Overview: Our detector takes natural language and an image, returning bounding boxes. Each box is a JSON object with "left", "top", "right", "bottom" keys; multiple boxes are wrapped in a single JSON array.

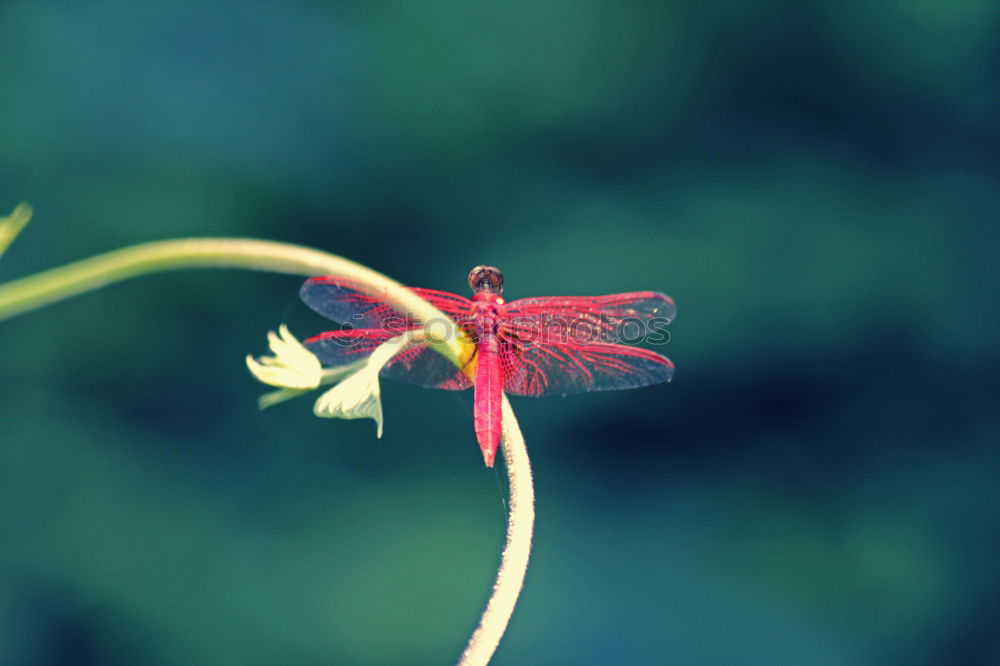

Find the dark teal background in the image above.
[{"left": 2, "top": 2, "right": 999, "bottom": 664}]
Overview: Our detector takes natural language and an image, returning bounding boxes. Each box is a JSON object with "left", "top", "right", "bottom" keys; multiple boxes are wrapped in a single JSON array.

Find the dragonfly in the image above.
[{"left": 300, "top": 266, "right": 675, "bottom": 467}]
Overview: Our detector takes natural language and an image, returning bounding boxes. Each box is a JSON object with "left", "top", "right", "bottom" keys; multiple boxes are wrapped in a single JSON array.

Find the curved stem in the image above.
[
  {"left": 0, "top": 238, "right": 464, "bottom": 361},
  {"left": 458, "top": 396, "right": 534, "bottom": 666},
  {"left": 0, "top": 235, "right": 534, "bottom": 664}
]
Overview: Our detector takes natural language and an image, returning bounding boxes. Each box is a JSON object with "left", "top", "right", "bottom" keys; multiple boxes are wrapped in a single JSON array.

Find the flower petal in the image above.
[
  {"left": 246, "top": 325, "right": 321, "bottom": 389},
  {"left": 309, "top": 333, "right": 413, "bottom": 438},
  {"left": 314, "top": 371, "right": 384, "bottom": 437}
]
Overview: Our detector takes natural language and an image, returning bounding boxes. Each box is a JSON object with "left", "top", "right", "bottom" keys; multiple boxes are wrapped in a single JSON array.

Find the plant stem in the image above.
[
  {"left": 0, "top": 238, "right": 463, "bottom": 362},
  {"left": 458, "top": 395, "right": 534, "bottom": 666},
  {"left": 0, "top": 236, "right": 533, "bottom": 664}
]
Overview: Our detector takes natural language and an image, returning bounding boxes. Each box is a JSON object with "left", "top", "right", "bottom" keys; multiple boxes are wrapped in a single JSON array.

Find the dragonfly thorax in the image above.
[
  {"left": 472, "top": 291, "right": 504, "bottom": 304},
  {"left": 467, "top": 299, "right": 503, "bottom": 339}
]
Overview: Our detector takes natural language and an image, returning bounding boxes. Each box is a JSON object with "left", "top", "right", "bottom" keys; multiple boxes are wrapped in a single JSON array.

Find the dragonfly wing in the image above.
[
  {"left": 304, "top": 329, "right": 396, "bottom": 365},
  {"left": 301, "top": 277, "right": 472, "bottom": 329},
  {"left": 305, "top": 330, "right": 472, "bottom": 390},
  {"left": 502, "top": 292, "right": 675, "bottom": 345},
  {"left": 500, "top": 338, "right": 674, "bottom": 397},
  {"left": 382, "top": 344, "right": 473, "bottom": 390}
]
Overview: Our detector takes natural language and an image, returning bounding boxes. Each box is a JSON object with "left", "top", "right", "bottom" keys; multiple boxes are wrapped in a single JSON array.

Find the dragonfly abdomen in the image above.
[{"left": 473, "top": 334, "right": 502, "bottom": 467}]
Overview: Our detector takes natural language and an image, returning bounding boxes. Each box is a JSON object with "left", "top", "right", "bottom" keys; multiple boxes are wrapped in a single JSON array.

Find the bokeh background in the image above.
[{"left": 2, "top": 2, "right": 998, "bottom": 664}]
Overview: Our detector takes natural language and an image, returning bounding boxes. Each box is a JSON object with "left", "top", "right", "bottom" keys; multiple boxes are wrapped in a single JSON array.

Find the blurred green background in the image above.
[{"left": 2, "top": 2, "right": 998, "bottom": 664}]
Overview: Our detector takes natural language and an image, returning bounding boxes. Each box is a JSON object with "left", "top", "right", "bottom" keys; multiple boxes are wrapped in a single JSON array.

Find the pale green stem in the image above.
[
  {"left": 0, "top": 236, "right": 532, "bottom": 665},
  {"left": 0, "top": 239, "right": 461, "bottom": 362},
  {"left": 458, "top": 395, "right": 534, "bottom": 666}
]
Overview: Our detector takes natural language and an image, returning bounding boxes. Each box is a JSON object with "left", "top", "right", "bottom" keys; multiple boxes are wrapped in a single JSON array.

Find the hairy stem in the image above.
[
  {"left": 0, "top": 235, "right": 533, "bottom": 664},
  {"left": 458, "top": 395, "right": 534, "bottom": 666}
]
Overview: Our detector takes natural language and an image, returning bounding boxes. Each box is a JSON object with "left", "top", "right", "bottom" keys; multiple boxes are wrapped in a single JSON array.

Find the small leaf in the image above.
[
  {"left": 0, "top": 202, "right": 33, "bottom": 258},
  {"left": 257, "top": 386, "right": 312, "bottom": 410}
]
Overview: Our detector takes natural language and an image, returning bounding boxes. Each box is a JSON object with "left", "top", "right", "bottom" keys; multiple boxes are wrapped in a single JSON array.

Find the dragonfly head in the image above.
[{"left": 468, "top": 265, "right": 504, "bottom": 295}]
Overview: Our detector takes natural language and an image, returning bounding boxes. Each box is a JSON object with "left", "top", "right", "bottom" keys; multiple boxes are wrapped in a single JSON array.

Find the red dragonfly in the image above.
[{"left": 301, "top": 266, "right": 675, "bottom": 467}]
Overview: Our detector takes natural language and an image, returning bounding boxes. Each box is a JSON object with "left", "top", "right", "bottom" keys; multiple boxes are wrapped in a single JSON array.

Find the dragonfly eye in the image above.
[{"left": 468, "top": 265, "right": 504, "bottom": 293}]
